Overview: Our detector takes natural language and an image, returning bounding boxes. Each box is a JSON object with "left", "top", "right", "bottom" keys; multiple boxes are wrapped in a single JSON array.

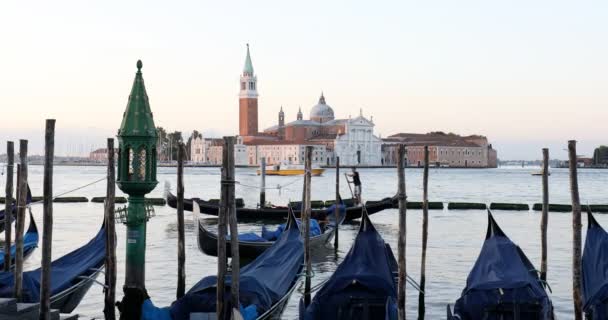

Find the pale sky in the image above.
[{"left": 1, "top": 0, "right": 606, "bottom": 159}]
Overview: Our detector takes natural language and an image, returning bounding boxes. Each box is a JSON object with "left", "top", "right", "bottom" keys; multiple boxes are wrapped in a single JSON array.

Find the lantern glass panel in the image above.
[{"left": 138, "top": 147, "right": 147, "bottom": 181}]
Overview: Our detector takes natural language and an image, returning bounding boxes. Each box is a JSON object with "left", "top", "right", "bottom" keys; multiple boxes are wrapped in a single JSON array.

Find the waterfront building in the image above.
[
  {"left": 243, "top": 142, "right": 327, "bottom": 166},
  {"left": 190, "top": 135, "right": 247, "bottom": 165},
  {"left": 382, "top": 132, "right": 498, "bottom": 168},
  {"left": 88, "top": 148, "right": 116, "bottom": 162}
]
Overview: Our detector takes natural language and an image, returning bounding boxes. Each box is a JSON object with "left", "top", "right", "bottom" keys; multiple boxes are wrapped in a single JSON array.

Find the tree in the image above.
[{"left": 168, "top": 131, "right": 183, "bottom": 161}]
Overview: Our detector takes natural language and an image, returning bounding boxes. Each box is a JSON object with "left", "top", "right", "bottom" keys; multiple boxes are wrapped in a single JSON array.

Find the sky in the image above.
[{"left": 0, "top": 0, "right": 606, "bottom": 160}]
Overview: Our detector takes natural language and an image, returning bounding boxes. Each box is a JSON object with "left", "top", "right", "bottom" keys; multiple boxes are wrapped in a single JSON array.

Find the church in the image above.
[{"left": 238, "top": 45, "right": 382, "bottom": 166}]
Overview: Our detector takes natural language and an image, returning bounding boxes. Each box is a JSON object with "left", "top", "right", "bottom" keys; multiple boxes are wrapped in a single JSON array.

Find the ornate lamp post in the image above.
[{"left": 116, "top": 60, "right": 158, "bottom": 318}]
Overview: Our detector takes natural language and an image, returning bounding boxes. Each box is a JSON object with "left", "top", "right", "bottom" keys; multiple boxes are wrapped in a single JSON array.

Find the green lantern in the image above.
[{"left": 116, "top": 60, "right": 158, "bottom": 311}]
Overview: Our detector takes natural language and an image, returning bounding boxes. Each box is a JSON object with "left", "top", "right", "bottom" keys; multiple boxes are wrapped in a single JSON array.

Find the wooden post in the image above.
[
  {"left": 568, "top": 140, "right": 583, "bottom": 320},
  {"left": 176, "top": 143, "right": 186, "bottom": 299},
  {"left": 14, "top": 140, "right": 27, "bottom": 300},
  {"left": 334, "top": 157, "right": 340, "bottom": 249},
  {"left": 226, "top": 137, "right": 240, "bottom": 315},
  {"left": 260, "top": 157, "right": 266, "bottom": 208},
  {"left": 39, "top": 120, "right": 55, "bottom": 320},
  {"left": 3, "top": 141, "right": 14, "bottom": 272},
  {"left": 217, "top": 137, "right": 236, "bottom": 319},
  {"left": 303, "top": 146, "right": 313, "bottom": 306},
  {"left": 397, "top": 144, "right": 407, "bottom": 320},
  {"left": 104, "top": 138, "right": 117, "bottom": 320},
  {"left": 540, "top": 148, "right": 549, "bottom": 283},
  {"left": 418, "top": 145, "right": 429, "bottom": 320}
]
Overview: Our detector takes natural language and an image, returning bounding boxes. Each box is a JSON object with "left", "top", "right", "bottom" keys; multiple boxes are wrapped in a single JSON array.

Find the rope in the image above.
[{"left": 28, "top": 176, "right": 107, "bottom": 206}]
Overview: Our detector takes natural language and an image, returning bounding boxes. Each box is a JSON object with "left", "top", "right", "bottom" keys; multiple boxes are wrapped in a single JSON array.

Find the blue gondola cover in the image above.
[
  {"left": 450, "top": 212, "right": 553, "bottom": 319},
  {"left": 0, "top": 214, "right": 38, "bottom": 269},
  {"left": 583, "top": 212, "right": 608, "bottom": 318},
  {"left": 0, "top": 225, "right": 105, "bottom": 303},
  {"left": 300, "top": 212, "right": 397, "bottom": 320}
]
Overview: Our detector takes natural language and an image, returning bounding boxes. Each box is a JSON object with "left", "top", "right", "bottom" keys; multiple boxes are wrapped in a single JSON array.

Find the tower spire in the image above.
[{"left": 243, "top": 43, "right": 254, "bottom": 76}]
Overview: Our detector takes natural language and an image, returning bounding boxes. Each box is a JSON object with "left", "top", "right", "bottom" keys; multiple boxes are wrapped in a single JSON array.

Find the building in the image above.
[
  {"left": 89, "top": 148, "right": 117, "bottom": 162},
  {"left": 190, "top": 136, "right": 248, "bottom": 165},
  {"left": 382, "top": 132, "right": 498, "bottom": 168},
  {"left": 235, "top": 45, "right": 382, "bottom": 166},
  {"left": 244, "top": 142, "right": 327, "bottom": 166}
]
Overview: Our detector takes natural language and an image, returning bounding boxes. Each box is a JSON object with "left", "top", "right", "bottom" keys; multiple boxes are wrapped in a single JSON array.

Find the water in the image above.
[{"left": 6, "top": 166, "right": 608, "bottom": 318}]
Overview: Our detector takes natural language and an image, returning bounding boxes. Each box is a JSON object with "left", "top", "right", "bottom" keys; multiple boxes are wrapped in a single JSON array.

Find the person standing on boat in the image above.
[{"left": 348, "top": 167, "right": 362, "bottom": 205}]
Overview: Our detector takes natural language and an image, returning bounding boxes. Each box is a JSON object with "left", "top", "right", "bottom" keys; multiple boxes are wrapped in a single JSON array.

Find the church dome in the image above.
[{"left": 310, "top": 93, "right": 335, "bottom": 123}]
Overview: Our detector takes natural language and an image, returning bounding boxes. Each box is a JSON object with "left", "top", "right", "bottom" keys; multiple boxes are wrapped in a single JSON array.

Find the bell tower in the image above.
[
  {"left": 239, "top": 44, "right": 258, "bottom": 136},
  {"left": 278, "top": 106, "right": 285, "bottom": 139}
]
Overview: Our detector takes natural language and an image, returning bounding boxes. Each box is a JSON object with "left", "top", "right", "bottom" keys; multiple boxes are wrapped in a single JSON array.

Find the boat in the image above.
[
  {"left": 582, "top": 211, "right": 608, "bottom": 317},
  {"left": 196, "top": 204, "right": 344, "bottom": 260},
  {"left": 0, "top": 186, "right": 32, "bottom": 233},
  {"left": 256, "top": 163, "right": 325, "bottom": 176},
  {"left": 166, "top": 190, "right": 396, "bottom": 222},
  {"left": 142, "top": 202, "right": 304, "bottom": 320},
  {"left": 0, "top": 211, "right": 38, "bottom": 270},
  {"left": 531, "top": 170, "right": 551, "bottom": 176},
  {"left": 0, "top": 220, "right": 106, "bottom": 313},
  {"left": 447, "top": 211, "right": 554, "bottom": 319},
  {"left": 299, "top": 207, "right": 398, "bottom": 320}
]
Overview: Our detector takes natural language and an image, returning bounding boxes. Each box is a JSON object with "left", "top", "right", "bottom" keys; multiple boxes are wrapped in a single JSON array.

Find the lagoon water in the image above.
[{"left": 6, "top": 165, "right": 608, "bottom": 318}]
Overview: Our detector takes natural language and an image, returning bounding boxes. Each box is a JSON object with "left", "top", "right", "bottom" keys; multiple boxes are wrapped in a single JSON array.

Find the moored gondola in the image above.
[
  {"left": 0, "top": 185, "right": 32, "bottom": 233},
  {"left": 0, "top": 220, "right": 106, "bottom": 313},
  {"left": 299, "top": 206, "right": 399, "bottom": 320},
  {"left": 0, "top": 210, "right": 38, "bottom": 270},
  {"left": 197, "top": 205, "right": 343, "bottom": 260},
  {"left": 447, "top": 210, "right": 554, "bottom": 319},
  {"left": 582, "top": 211, "right": 608, "bottom": 318},
  {"left": 166, "top": 190, "right": 395, "bottom": 222},
  {"left": 142, "top": 202, "right": 304, "bottom": 320}
]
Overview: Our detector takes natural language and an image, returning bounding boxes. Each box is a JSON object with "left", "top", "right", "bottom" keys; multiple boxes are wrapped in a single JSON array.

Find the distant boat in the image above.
[
  {"left": 256, "top": 163, "right": 325, "bottom": 176},
  {"left": 531, "top": 170, "right": 551, "bottom": 176}
]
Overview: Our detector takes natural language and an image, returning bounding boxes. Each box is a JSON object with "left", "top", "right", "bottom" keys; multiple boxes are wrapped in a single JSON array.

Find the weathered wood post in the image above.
[
  {"left": 260, "top": 157, "right": 266, "bottom": 208},
  {"left": 14, "top": 140, "right": 28, "bottom": 300},
  {"left": 217, "top": 136, "right": 236, "bottom": 319},
  {"left": 540, "top": 148, "right": 549, "bottom": 283},
  {"left": 418, "top": 145, "right": 429, "bottom": 320},
  {"left": 176, "top": 143, "right": 186, "bottom": 299},
  {"left": 104, "top": 138, "right": 117, "bottom": 320},
  {"left": 568, "top": 140, "right": 583, "bottom": 320},
  {"left": 397, "top": 144, "right": 407, "bottom": 320},
  {"left": 226, "top": 137, "right": 240, "bottom": 316},
  {"left": 334, "top": 156, "right": 340, "bottom": 249},
  {"left": 39, "top": 119, "right": 55, "bottom": 320},
  {"left": 3, "top": 141, "right": 14, "bottom": 272},
  {"left": 303, "top": 146, "right": 313, "bottom": 306}
]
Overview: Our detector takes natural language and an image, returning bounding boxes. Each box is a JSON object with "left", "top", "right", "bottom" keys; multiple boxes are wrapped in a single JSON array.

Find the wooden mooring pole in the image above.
[
  {"left": 176, "top": 143, "right": 186, "bottom": 299},
  {"left": 104, "top": 138, "right": 117, "bottom": 320},
  {"left": 260, "top": 157, "right": 266, "bottom": 208},
  {"left": 39, "top": 119, "right": 55, "bottom": 320},
  {"left": 226, "top": 137, "right": 240, "bottom": 317},
  {"left": 303, "top": 146, "right": 313, "bottom": 307},
  {"left": 418, "top": 145, "right": 429, "bottom": 320},
  {"left": 14, "top": 140, "right": 28, "bottom": 301},
  {"left": 334, "top": 156, "right": 340, "bottom": 250},
  {"left": 568, "top": 140, "right": 583, "bottom": 320},
  {"left": 397, "top": 144, "right": 407, "bottom": 320},
  {"left": 540, "top": 148, "right": 549, "bottom": 283},
  {"left": 3, "top": 141, "right": 14, "bottom": 272}
]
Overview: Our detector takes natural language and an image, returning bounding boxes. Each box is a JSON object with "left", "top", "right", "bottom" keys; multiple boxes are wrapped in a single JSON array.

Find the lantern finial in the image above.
[{"left": 137, "top": 60, "right": 142, "bottom": 72}]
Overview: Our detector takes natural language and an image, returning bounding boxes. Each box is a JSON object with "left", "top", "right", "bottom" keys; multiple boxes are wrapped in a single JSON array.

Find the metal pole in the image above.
[
  {"left": 397, "top": 144, "right": 407, "bottom": 320},
  {"left": 540, "top": 148, "right": 549, "bottom": 283},
  {"left": 568, "top": 140, "right": 583, "bottom": 320},
  {"left": 260, "top": 157, "right": 266, "bottom": 207},
  {"left": 3, "top": 141, "right": 14, "bottom": 272},
  {"left": 334, "top": 157, "right": 340, "bottom": 249},
  {"left": 418, "top": 145, "right": 429, "bottom": 320},
  {"left": 177, "top": 143, "right": 186, "bottom": 299},
  {"left": 104, "top": 138, "right": 117, "bottom": 320},
  {"left": 303, "top": 146, "right": 313, "bottom": 306},
  {"left": 14, "top": 140, "right": 28, "bottom": 300},
  {"left": 39, "top": 120, "right": 55, "bottom": 320}
]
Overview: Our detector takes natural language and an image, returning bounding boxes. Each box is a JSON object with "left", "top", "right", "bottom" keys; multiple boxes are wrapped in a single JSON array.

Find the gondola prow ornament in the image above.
[{"left": 115, "top": 60, "right": 158, "bottom": 320}]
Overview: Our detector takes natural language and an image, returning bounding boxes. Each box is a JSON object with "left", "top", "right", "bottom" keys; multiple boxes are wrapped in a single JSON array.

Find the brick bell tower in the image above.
[{"left": 239, "top": 44, "right": 258, "bottom": 136}]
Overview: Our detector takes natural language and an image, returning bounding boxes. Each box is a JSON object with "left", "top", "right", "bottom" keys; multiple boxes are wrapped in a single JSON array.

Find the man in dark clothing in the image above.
[{"left": 347, "top": 167, "right": 362, "bottom": 205}]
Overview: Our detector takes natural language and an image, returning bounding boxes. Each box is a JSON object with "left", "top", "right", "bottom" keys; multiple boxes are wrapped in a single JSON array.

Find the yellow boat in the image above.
[{"left": 256, "top": 164, "right": 325, "bottom": 176}]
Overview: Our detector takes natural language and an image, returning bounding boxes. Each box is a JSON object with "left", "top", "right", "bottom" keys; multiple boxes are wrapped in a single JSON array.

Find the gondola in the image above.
[
  {"left": 0, "top": 220, "right": 106, "bottom": 313},
  {"left": 299, "top": 206, "right": 399, "bottom": 320},
  {"left": 582, "top": 211, "right": 608, "bottom": 318},
  {"left": 166, "top": 190, "right": 396, "bottom": 222},
  {"left": 0, "top": 210, "right": 39, "bottom": 270},
  {"left": 197, "top": 204, "right": 344, "bottom": 260},
  {"left": 142, "top": 202, "right": 304, "bottom": 320},
  {"left": 447, "top": 211, "right": 554, "bottom": 319},
  {"left": 0, "top": 186, "right": 32, "bottom": 233}
]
